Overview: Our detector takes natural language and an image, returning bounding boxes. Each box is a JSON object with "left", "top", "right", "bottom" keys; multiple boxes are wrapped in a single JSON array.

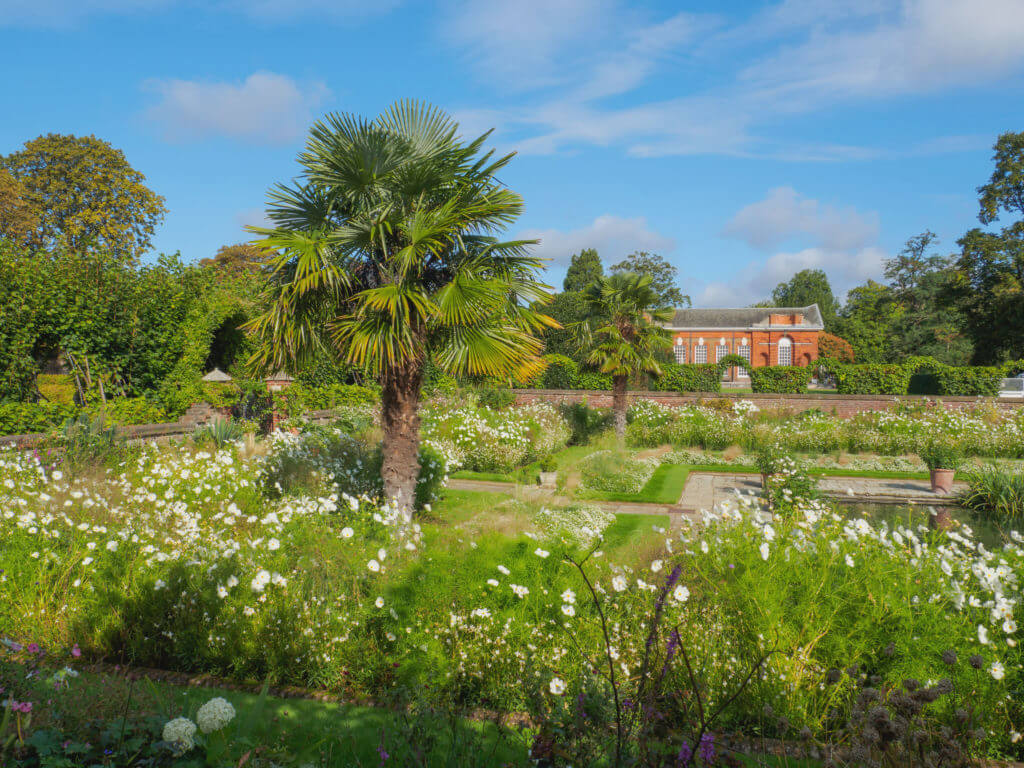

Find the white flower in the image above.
[
  {"left": 759, "top": 542, "right": 770, "bottom": 561},
  {"left": 561, "top": 589, "right": 575, "bottom": 604},
  {"left": 978, "top": 624, "right": 989, "bottom": 645},
  {"left": 672, "top": 585, "right": 690, "bottom": 603},
  {"left": 510, "top": 584, "right": 529, "bottom": 598},
  {"left": 226, "top": 576, "right": 239, "bottom": 588},
  {"left": 367, "top": 559, "right": 381, "bottom": 572},
  {"left": 650, "top": 560, "right": 662, "bottom": 573},
  {"left": 251, "top": 570, "right": 270, "bottom": 592},
  {"left": 162, "top": 717, "right": 197, "bottom": 754},
  {"left": 561, "top": 604, "right": 575, "bottom": 617},
  {"left": 612, "top": 575, "right": 627, "bottom": 592},
  {"left": 1011, "top": 730, "right": 1022, "bottom": 744},
  {"left": 1003, "top": 618, "right": 1017, "bottom": 634},
  {"left": 105, "top": 541, "right": 118, "bottom": 552},
  {"left": 990, "top": 661, "right": 1005, "bottom": 680},
  {"left": 486, "top": 578, "right": 499, "bottom": 587},
  {"left": 154, "top": 579, "right": 166, "bottom": 590},
  {"left": 377, "top": 548, "right": 387, "bottom": 561},
  {"left": 196, "top": 697, "right": 235, "bottom": 734},
  {"left": 217, "top": 586, "right": 228, "bottom": 599},
  {"left": 497, "top": 565, "right": 510, "bottom": 575},
  {"left": 341, "top": 527, "right": 354, "bottom": 539},
  {"left": 534, "top": 548, "right": 550, "bottom": 559},
  {"left": 549, "top": 677, "right": 566, "bottom": 695},
  {"left": 844, "top": 554, "right": 855, "bottom": 568},
  {"left": 375, "top": 596, "right": 385, "bottom": 608},
  {"left": 267, "top": 538, "right": 280, "bottom": 551}
]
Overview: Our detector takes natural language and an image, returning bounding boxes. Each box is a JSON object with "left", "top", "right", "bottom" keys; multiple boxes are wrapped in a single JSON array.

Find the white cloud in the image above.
[
  {"left": 144, "top": 71, "right": 329, "bottom": 144},
  {"left": 517, "top": 215, "right": 675, "bottom": 267},
  {"left": 722, "top": 187, "right": 880, "bottom": 252},
  {"left": 694, "top": 246, "right": 888, "bottom": 307}
]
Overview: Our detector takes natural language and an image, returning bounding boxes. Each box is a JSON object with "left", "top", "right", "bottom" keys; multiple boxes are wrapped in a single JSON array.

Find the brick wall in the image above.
[{"left": 513, "top": 389, "right": 1024, "bottom": 417}]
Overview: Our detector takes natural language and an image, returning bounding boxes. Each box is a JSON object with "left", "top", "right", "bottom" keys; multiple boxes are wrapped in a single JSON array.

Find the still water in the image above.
[{"left": 842, "top": 502, "right": 1009, "bottom": 549}]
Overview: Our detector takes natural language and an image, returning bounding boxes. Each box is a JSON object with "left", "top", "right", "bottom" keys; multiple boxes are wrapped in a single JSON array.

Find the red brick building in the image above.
[{"left": 662, "top": 304, "right": 824, "bottom": 382}]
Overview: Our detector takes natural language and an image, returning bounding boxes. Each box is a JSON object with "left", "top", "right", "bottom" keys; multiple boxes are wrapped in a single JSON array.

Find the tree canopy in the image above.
[
  {"left": 563, "top": 248, "right": 603, "bottom": 292},
  {"left": 769, "top": 268, "right": 839, "bottom": 326},
  {"left": 611, "top": 251, "right": 688, "bottom": 309},
  {"left": 0, "top": 134, "right": 166, "bottom": 262}
]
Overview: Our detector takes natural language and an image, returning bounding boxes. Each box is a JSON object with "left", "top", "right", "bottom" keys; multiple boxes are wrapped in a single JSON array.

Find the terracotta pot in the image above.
[
  {"left": 930, "top": 468, "right": 955, "bottom": 494},
  {"left": 928, "top": 508, "right": 954, "bottom": 530}
]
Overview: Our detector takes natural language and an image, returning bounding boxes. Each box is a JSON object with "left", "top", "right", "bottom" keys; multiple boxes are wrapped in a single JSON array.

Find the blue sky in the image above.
[{"left": 3, "top": 0, "right": 1023, "bottom": 305}]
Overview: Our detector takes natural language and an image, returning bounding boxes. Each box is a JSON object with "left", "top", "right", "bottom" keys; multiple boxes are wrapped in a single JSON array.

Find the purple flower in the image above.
[
  {"left": 71, "top": 644, "right": 81, "bottom": 658},
  {"left": 26, "top": 642, "right": 41, "bottom": 654},
  {"left": 676, "top": 740, "right": 692, "bottom": 766},
  {"left": 699, "top": 733, "right": 715, "bottom": 763}
]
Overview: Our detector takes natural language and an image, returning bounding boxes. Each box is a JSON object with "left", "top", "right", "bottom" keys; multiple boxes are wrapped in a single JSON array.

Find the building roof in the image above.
[
  {"left": 266, "top": 370, "right": 294, "bottom": 382},
  {"left": 664, "top": 304, "right": 824, "bottom": 330},
  {"left": 200, "top": 367, "right": 233, "bottom": 382}
]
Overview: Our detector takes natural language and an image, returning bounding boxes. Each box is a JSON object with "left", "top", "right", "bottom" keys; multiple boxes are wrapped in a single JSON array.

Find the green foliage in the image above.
[
  {"left": 562, "top": 248, "right": 603, "bottom": 292},
  {"left": 818, "top": 332, "right": 855, "bottom": 363},
  {"left": 960, "top": 464, "right": 1024, "bottom": 523},
  {"left": 278, "top": 383, "right": 380, "bottom": 416},
  {"left": 475, "top": 386, "right": 515, "bottom": 410},
  {"left": 1004, "top": 359, "right": 1024, "bottom": 377},
  {"left": 650, "top": 363, "right": 722, "bottom": 393},
  {"left": 0, "top": 133, "right": 166, "bottom": 261},
  {"left": 832, "top": 280, "right": 900, "bottom": 364},
  {"left": 49, "top": 413, "right": 125, "bottom": 472},
  {"left": 834, "top": 364, "right": 913, "bottom": 395},
  {"left": 541, "top": 354, "right": 579, "bottom": 389},
  {"left": 577, "top": 450, "right": 657, "bottom": 494},
  {"left": 0, "top": 400, "right": 77, "bottom": 435},
  {"left": 769, "top": 268, "right": 839, "bottom": 326},
  {"left": 194, "top": 417, "right": 245, "bottom": 448},
  {"left": 609, "top": 251, "right": 689, "bottom": 308},
  {"left": 749, "top": 365, "right": 813, "bottom": 394},
  {"left": 936, "top": 366, "right": 1004, "bottom": 396},
  {"left": 918, "top": 440, "right": 963, "bottom": 471},
  {"left": 558, "top": 401, "right": 612, "bottom": 445}
]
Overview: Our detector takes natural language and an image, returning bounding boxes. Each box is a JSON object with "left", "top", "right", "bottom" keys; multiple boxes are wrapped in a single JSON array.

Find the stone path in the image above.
[
  {"left": 448, "top": 470, "right": 965, "bottom": 525},
  {"left": 675, "top": 471, "right": 967, "bottom": 513}
]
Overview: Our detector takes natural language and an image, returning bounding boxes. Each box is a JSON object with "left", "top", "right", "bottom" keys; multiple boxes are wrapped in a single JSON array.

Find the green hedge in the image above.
[
  {"left": 651, "top": 363, "right": 722, "bottom": 393},
  {"left": 0, "top": 397, "right": 169, "bottom": 436},
  {"left": 749, "top": 366, "right": 813, "bottom": 394},
  {"left": 936, "top": 366, "right": 1003, "bottom": 396},
  {"left": 834, "top": 364, "right": 913, "bottom": 395},
  {"left": 541, "top": 354, "right": 579, "bottom": 389}
]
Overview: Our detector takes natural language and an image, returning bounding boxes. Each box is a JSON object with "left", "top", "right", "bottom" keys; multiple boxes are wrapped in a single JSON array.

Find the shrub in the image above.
[
  {"left": 960, "top": 464, "right": 1024, "bottom": 524},
  {"left": 748, "top": 366, "right": 812, "bottom": 394},
  {"left": 817, "top": 332, "right": 854, "bottom": 363},
  {"left": 35, "top": 373, "right": 76, "bottom": 404},
  {"left": 918, "top": 441, "right": 963, "bottom": 471},
  {"left": 936, "top": 366, "right": 1004, "bottom": 396},
  {"left": 102, "top": 396, "right": 170, "bottom": 426},
  {"left": 0, "top": 400, "right": 77, "bottom": 435},
  {"left": 834, "top": 364, "right": 912, "bottom": 395},
  {"left": 572, "top": 370, "right": 613, "bottom": 390},
  {"left": 1003, "top": 359, "right": 1024, "bottom": 377},
  {"left": 578, "top": 450, "right": 657, "bottom": 494},
  {"left": 475, "top": 386, "right": 515, "bottom": 410},
  {"left": 48, "top": 413, "right": 126, "bottom": 473},
  {"left": 559, "top": 401, "right": 611, "bottom": 445},
  {"left": 193, "top": 417, "right": 245, "bottom": 448},
  {"left": 651, "top": 363, "right": 722, "bottom": 393},
  {"left": 541, "top": 354, "right": 578, "bottom": 389}
]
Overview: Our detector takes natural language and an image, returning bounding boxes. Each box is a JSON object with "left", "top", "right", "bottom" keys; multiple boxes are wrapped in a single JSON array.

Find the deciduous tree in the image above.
[{"left": 611, "top": 251, "right": 689, "bottom": 309}]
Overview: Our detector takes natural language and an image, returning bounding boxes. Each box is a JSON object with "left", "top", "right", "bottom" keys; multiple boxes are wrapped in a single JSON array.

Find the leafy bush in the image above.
[
  {"left": 937, "top": 366, "right": 1004, "bottom": 396},
  {"left": 748, "top": 365, "right": 812, "bottom": 394},
  {"left": 475, "top": 386, "right": 516, "bottom": 410},
  {"left": 541, "top": 354, "right": 579, "bottom": 389},
  {"left": 35, "top": 373, "right": 76, "bottom": 404},
  {"left": 1003, "top": 359, "right": 1024, "bottom": 377},
  {"left": 279, "top": 383, "right": 380, "bottom": 415},
  {"left": 817, "top": 332, "right": 855, "bottom": 362},
  {"left": 102, "top": 395, "right": 170, "bottom": 425},
  {"left": 572, "top": 370, "right": 613, "bottom": 390},
  {"left": 193, "top": 417, "right": 245, "bottom": 448},
  {"left": 960, "top": 464, "right": 1024, "bottom": 523},
  {"left": 651, "top": 363, "right": 722, "bottom": 393},
  {"left": 578, "top": 450, "right": 657, "bottom": 494},
  {"left": 918, "top": 440, "right": 963, "bottom": 470},
  {"left": 559, "top": 401, "right": 612, "bottom": 445},
  {"left": 834, "top": 364, "right": 913, "bottom": 395},
  {"left": 0, "top": 400, "right": 77, "bottom": 435}
]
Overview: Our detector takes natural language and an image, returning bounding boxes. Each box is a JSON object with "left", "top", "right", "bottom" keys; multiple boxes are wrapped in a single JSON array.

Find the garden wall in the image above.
[{"left": 512, "top": 388, "right": 1024, "bottom": 417}]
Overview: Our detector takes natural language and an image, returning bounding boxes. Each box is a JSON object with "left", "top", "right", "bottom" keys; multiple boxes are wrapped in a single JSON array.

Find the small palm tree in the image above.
[
  {"left": 577, "top": 272, "right": 673, "bottom": 443},
  {"left": 245, "top": 101, "right": 554, "bottom": 517}
]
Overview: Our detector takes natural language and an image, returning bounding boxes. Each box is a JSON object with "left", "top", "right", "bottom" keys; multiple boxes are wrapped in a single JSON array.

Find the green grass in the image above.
[
  {"left": 576, "top": 463, "right": 691, "bottom": 504},
  {"left": 40, "top": 670, "right": 528, "bottom": 767},
  {"left": 599, "top": 513, "right": 670, "bottom": 551}
]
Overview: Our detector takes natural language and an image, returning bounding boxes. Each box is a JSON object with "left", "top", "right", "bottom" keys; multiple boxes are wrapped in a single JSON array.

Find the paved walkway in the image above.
[
  {"left": 448, "top": 470, "right": 965, "bottom": 524},
  {"left": 676, "top": 471, "right": 966, "bottom": 513}
]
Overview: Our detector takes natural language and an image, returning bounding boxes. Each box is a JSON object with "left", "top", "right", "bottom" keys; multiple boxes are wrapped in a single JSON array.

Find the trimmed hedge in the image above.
[
  {"left": 651, "top": 363, "right": 722, "bottom": 393},
  {"left": 541, "top": 354, "right": 579, "bottom": 389},
  {"left": 936, "top": 366, "right": 1003, "bottom": 396},
  {"left": 0, "top": 397, "right": 169, "bottom": 436},
  {"left": 834, "top": 364, "right": 913, "bottom": 395},
  {"left": 749, "top": 366, "right": 813, "bottom": 394}
]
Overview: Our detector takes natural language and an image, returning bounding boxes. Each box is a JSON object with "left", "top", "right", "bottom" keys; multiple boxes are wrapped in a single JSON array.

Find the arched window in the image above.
[
  {"left": 715, "top": 342, "right": 729, "bottom": 363},
  {"left": 694, "top": 343, "right": 708, "bottom": 363},
  {"left": 738, "top": 343, "right": 751, "bottom": 377},
  {"left": 777, "top": 336, "right": 792, "bottom": 366}
]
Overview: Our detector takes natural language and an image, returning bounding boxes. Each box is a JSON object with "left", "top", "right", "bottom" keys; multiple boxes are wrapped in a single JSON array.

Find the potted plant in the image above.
[
  {"left": 538, "top": 455, "right": 558, "bottom": 489},
  {"left": 919, "top": 441, "right": 962, "bottom": 494}
]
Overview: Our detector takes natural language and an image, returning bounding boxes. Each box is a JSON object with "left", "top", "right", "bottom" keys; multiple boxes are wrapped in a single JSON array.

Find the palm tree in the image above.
[
  {"left": 577, "top": 272, "right": 673, "bottom": 443},
  {"left": 245, "top": 101, "right": 554, "bottom": 517}
]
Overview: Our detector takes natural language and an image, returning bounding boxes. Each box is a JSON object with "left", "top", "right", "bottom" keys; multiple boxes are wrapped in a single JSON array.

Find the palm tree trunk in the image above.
[
  {"left": 612, "top": 374, "right": 628, "bottom": 446},
  {"left": 380, "top": 358, "right": 423, "bottom": 521}
]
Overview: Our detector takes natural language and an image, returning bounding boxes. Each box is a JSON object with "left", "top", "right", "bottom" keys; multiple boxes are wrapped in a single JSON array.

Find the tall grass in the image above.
[{"left": 960, "top": 464, "right": 1024, "bottom": 523}]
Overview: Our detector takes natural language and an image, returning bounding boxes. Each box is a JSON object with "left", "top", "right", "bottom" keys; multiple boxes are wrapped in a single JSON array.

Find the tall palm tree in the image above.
[
  {"left": 577, "top": 272, "right": 673, "bottom": 443},
  {"left": 245, "top": 101, "right": 554, "bottom": 517}
]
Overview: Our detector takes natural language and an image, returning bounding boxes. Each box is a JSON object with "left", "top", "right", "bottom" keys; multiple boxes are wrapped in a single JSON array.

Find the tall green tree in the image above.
[
  {"left": 0, "top": 169, "right": 40, "bottom": 247},
  {"left": 576, "top": 272, "right": 672, "bottom": 443},
  {"left": 832, "top": 281, "right": 899, "bottom": 364},
  {"left": 947, "top": 131, "right": 1024, "bottom": 363},
  {"left": 563, "top": 248, "right": 603, "bottom": 292},
  {"left": 611, "top": 251, "right": 689, "bottom": 309},
  {"left": 245, "top": 101, "right": 554, "bottom": 515},
  {"left": 0, "top": 134, "right": 166, "bottom": 262},
  {"left": 769, "top": 268, "right": 839, "bottom": 327}
]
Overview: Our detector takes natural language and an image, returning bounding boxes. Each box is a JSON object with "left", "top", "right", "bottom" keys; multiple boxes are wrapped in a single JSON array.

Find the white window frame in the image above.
[
  {"left": 715, "top": 344, "right": 729, "bottom": 363},
  {"left": 673, "top": 344, "right": 687, "bottom": 364},
  {"left": 694, "top": 344, "right": 707, "bottom": 364},
  {"left": 777, "top": 337, "right": 792, "bottom": 366},
  {"left": 737, "top": 345, "right": 751, "bottom": 377}
]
